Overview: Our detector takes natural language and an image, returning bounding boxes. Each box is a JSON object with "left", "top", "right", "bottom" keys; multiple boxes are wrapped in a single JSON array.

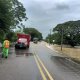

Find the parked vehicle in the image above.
[
  {"left": 33, "top": 38, "right": 38, "bottom": 44},
  {"left": 15, "top": 33, "right": 31, "bottom": 49}
]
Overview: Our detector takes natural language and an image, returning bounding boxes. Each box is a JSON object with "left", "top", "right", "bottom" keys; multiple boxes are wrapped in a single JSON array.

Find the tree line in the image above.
[
  {"left": 5, "top": 27, "right": 43, "bottom": 42},
  {"left": 0, "top": 0, "right": 43, "bottom": 42},
  {"left": 46, "top": 20, "right": 80, "bottom": 47},
  {"left": 0, "top": 0, "right": 27, "bottom": 42},
  {"left": 23, "top": 28, "right": 43, "bottom": 41}
]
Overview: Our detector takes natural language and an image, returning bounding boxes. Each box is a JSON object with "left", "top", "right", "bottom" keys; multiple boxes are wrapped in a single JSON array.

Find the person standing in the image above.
[{"left": 2, "top": 38, "right": 10, "bottom": 58}]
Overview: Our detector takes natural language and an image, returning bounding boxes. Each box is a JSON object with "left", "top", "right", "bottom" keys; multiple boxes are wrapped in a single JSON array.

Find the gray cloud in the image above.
[
  {"left": 19, "top": 0, "right": 80, "bottom": 38},
  {"left": 55, "top": 3, "right": 69, "bottom": 10},
  {"left": 27, "top": 3, "right": 47, "bottom": 19}
]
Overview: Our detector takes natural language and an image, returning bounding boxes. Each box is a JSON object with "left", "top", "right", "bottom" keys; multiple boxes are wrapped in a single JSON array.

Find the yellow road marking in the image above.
[
  {"left": 34, "top": 55, "right": 47, "bottom": 80},
  {"left": 36, "top": 54, "right": 54, "bottom": 80}
]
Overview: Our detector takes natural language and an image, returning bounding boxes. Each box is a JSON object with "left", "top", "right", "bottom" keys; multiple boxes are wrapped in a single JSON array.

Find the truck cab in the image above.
[{"left": 15, "top": 33, "right": 31, "bottom": 49}]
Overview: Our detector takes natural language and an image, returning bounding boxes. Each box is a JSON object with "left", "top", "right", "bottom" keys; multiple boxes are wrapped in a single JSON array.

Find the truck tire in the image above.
[
  {"left": 15, "top": 45, "right": 18, "bottom": 49},
  {"left": 27, "top": 45, "right": 29, "bottom": 48}
]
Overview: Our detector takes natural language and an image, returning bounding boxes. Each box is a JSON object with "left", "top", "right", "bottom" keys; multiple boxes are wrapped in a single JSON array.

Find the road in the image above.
[{"left": 0, "top": 42, "right": 80, "bottom": 80}]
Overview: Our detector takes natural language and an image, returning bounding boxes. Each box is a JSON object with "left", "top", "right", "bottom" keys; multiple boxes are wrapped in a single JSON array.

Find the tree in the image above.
[
  {"left": 6, "top": 30, "right": 17, "bottom": 42},
  {"left": 53, "top": 20, "right": 80, "bottom": 47},
  {"left": 12, "top": 0, "right": 28, "bottom": 27},
  {"left": 0, "top": 0, "right": 13, "bottom": 32},
  {"left": 23, "top": 28, "right": 43, "bottom": 41},
  {"left": 46, "top": 34, "right": 53, "bottom": 44},
  {"left": 0, "top": 0, "right": 27, "bottom": 41}
]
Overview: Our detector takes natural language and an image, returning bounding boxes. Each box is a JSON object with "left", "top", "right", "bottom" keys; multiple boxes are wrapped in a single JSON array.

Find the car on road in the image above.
[{"left": 33, "top": 38, "right": 38, "bottom": 44}]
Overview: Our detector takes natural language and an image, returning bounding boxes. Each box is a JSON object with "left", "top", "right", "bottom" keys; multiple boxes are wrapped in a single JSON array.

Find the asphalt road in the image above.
[{"left": 0, "top": 42, "right": 80, "bottom": 80}]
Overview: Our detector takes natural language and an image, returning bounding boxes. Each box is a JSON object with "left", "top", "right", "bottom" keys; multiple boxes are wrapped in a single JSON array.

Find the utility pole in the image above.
[
  {"left": 61, "top": 28, "right": 63, "bottom": 51},
  {"left": 49, "top": 29, "right": 51, "bottom": 45}
]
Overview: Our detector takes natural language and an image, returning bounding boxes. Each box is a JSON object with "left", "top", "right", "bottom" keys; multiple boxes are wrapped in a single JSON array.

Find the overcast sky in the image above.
[{"left": 19, "top": 0, "right": 80, "bottom": 38}]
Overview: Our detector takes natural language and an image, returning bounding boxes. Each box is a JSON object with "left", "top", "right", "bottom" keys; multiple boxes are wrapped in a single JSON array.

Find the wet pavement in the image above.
[
  {"left": 0, "top": 42, "right": 80, "bottom": 80},
  {"left": 0, "top": 47, "right": 42, "bottom": 80}
]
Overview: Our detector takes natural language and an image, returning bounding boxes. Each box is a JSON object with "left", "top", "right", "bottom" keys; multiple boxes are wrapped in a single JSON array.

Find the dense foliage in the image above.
[
  {"left": 46, "top": 20, "right": 80, "bottom": 47},
  {"left": 23, "top": 28, "right": 43, "bottom": 41},
  {"left": 0, "top": 0, "right": 27, "bottom": 42}
]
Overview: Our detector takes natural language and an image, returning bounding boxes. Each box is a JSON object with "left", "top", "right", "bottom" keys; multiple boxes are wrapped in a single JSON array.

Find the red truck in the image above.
[{"left": 15, "top": 33, "right": 31, "bottom": 49}]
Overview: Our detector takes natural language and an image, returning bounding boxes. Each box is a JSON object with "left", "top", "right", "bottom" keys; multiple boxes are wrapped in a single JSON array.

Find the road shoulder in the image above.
[{"left": 45, "top": 42, "right": 80, "bottom": 66}]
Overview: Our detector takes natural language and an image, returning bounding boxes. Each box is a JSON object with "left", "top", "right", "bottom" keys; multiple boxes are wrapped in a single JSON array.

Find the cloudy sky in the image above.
[{"left": 19, "top": 0, "right": 80, "bottom": 38}]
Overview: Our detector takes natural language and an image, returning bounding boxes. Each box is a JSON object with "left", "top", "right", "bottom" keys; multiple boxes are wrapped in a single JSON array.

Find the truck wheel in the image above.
[
  {"left": 27, "top": 45, "right": 29, "bottom": 48},
  {"left": 15, "top": 45, "right": 18, "bottom": 49}
]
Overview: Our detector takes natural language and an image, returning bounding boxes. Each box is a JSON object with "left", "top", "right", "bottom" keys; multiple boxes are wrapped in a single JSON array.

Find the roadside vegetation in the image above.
[
  {"left": 0, "top": 0, "right": 43, "bottom": 43},
  {"left": 53, "top": 45, "right": 80, "bottom": 61},
  {"left": 46, "top": 20, "right": 80, "bottom": 61},
  {"left": 0, "top": 0, "right": 27, "bottom": 42},
  {"left": 23, "top": 28, "right": 43, "bottom": 41},
  {"left": 46, "top": 20, "right": 80, "bottom": 47}
]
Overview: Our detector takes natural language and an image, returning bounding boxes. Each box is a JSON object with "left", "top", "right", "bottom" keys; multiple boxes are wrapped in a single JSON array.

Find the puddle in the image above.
[
  {"left": 51, "top": 56, "right": 80, "bottom": 72},
  {"left": 15, "top": 49, "right": 33, "bottom": 57}
]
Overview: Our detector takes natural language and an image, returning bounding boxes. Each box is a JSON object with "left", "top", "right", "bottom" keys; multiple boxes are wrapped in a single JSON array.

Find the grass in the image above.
[{"left": 53, "top": 45, "right": 80, "bottom": 61}]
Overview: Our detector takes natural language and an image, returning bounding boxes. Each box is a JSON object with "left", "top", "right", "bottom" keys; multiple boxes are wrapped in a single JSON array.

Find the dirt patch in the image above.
[{"left": 53, "top": 45, "right": 80, "bottom": 61}]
